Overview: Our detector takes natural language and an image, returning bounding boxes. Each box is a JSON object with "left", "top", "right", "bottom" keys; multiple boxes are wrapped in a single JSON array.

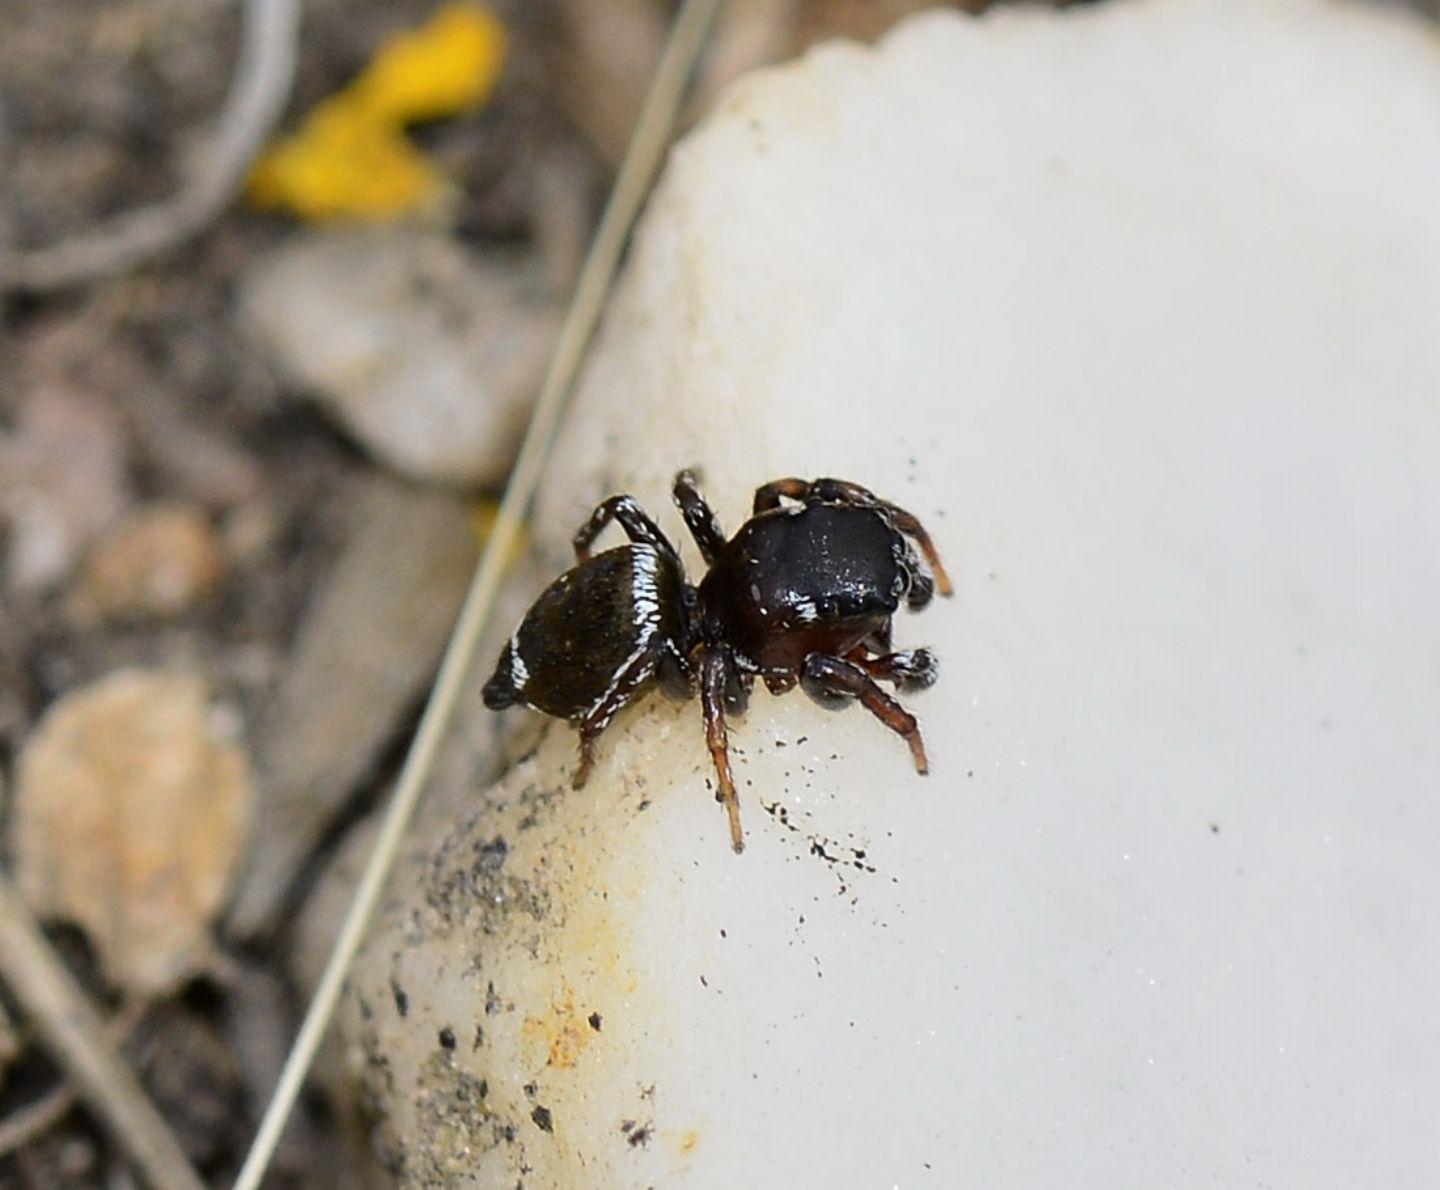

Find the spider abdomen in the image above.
[{"left": 483, "top": 544, "right": 688, "bottom": 721}]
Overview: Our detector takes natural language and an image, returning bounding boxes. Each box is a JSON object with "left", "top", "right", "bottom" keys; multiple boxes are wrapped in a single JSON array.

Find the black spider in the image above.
[{"left": 483, "top": 472, "right": 952, "bottom": 851}]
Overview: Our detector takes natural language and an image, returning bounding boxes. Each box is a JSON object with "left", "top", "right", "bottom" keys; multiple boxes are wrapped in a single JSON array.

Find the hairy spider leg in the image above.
[
  {"left": 895, "top": 534, "right": 936, "bottom": 609},
  {"left": 724, "top": 665, "right": 754, "bottom": 714},
  {"left": 752, "top": 477, "right": 954, "bottom": 598},
  {"left": 572, "top": 641, "right": 667, "bottom": 789},
  {"left": 799, "top": 653, "right": 930, "bottom": 775},
  {"left": 672, "top": 470, "right": 728, "bottom": 566},
  {"left": 700, "top": 646, "right": 745, "bottom": 852},
  {"left": 843, "top": 645, "right": 939, "bottom": 691},
  {"left": 763, "top": 671, "right": 799, "bottom": 696},
  {"left": 750, "top": 475, "right": 815, "bottom": 513},
  {"left": 572, "top": 494, "right": 681, "bottom": 563},
  {"left": 870, "top": 503, "right": 952, "bottom": 598}
]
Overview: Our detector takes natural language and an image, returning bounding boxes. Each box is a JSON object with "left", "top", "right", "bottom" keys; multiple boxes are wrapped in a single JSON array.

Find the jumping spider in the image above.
[{"left": 483, "top": 471, "right": 952, "bottom": 851}]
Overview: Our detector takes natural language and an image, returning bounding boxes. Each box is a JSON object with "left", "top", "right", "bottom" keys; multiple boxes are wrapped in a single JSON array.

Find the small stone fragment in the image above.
[
  {"left": 12, "top": 670, "right": 253, "bottom": 994},
  {"left": 0, "top": 388, "right": 128, "bottom": 593},
  {"left": 65, "top": 503, "right": 225, "bottom": 625},
  {"left": 239, "top": 227, "right": 561, "bottom": 487}
]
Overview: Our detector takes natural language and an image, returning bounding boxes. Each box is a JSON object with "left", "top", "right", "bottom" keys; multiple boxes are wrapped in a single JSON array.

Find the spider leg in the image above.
[
  {"left": 752, "top": 477, "right": 810, "bottom": 513},
  {"left": 655, "top": 640, "right": 696, "bottom": 700},
  {"left": 700, "top": 646, "right": 745, "bottom": 852},
  {"left": 573, "top": 731, "right": 598, "bottom": 790},
  {"left": 800, "top": 654, "right": 929, "bottom": 774},
  {"left": 726, "top": 667, "right": 755, "bottom": 714},
  {"left": 895, "top": 535, "right": 935, "bottom": 609},
  {"left": 570, "top": 643, "right": 662, "bottom": 789},
  {"left": 763, "top": 670, "right": 798, "bottom": 696},
  {"left": 843, "top": 646, "right": 939, "bottom": 692},
  {"left": 573, "top": 495, "right": 678, "bottom": 563},
  {"left": 877, "top": 506, "right": 952, "bottom": 598},
  {"left": 672, "top": 470, "right": 728, "bottom": 566}
]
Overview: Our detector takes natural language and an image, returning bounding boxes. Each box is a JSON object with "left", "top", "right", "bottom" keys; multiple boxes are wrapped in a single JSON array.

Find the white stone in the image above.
[{"left": 346, "top": 2, "right": 1440, "bottom": 1186}]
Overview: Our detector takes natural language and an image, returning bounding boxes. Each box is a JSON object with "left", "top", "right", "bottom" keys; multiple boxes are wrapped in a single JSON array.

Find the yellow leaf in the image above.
[
  {"left": 354, "top": 2, "right": 508, "bottom": 124},
  {"left": 249, "top": 96, "right": 449, "bottom": 221},
  {"left": 247, "top": 3, "right": 506, "bottom": 222}
]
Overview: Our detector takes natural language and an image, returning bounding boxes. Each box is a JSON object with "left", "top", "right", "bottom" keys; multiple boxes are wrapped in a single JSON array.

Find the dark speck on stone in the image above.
[
  {"left": 532, "top": 1105, "right": 554, "bottom": 1133},
  {"left": 478, "top": 836, "right": 509, "bottom": 868},
  {"left": 588, "top": 1012, "right": 603, "bottom": 1031},
  {"left": 438, "top": 1026, "right": 456, "bottom": 1050}
]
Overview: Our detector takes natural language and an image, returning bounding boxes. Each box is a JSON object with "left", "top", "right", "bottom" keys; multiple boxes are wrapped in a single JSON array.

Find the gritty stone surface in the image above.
[{"left": 346, "top": 2, "right": 1440, "bottom": 1186}]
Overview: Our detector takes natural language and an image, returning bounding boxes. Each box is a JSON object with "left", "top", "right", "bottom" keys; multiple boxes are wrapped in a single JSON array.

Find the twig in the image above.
[
  {"left": 0, "top": 1085, "right": 74, "bottom": 1160},
  {"left": 0, "top": 0, "right": 300, "bottom": 294},
  {"left": 0, "top": 875, "right": 203, "bottom": 1190},
  {"left": 0, "top": 1000, "right": 149, "bottom": 1159},
  {"left": 228, "top": 1, "right": 726, "bottom": 1187}
]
